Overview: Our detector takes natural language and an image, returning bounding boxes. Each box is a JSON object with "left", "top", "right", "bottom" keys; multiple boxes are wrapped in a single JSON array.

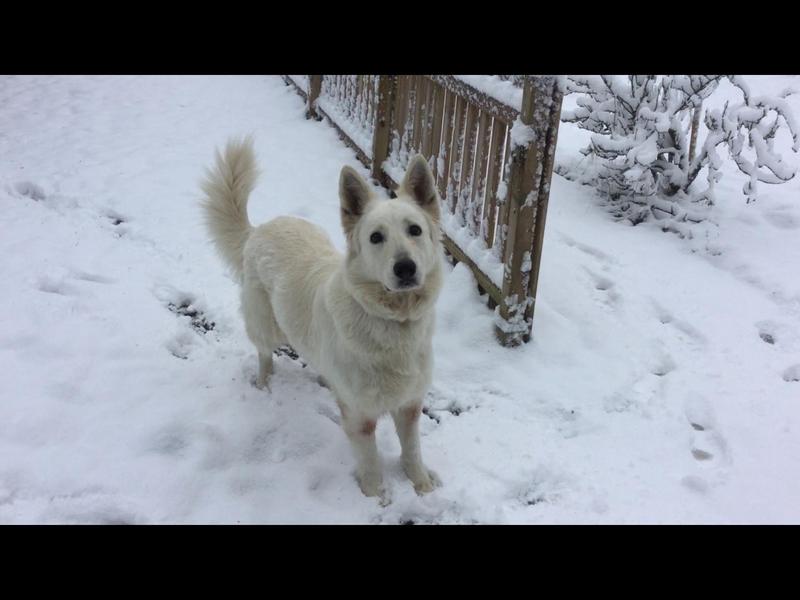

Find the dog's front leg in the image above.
[
  {"left": 338, "top": 400, "right": 389, "bottom": 504},
  {"left": 391, "top": 402, "right": 441, "bottom": 495}
]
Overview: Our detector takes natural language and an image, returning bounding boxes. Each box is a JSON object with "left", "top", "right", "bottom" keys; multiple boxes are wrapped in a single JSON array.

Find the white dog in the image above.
[{"left": 201, "top": 137, "right": 443, "bottom": 502}]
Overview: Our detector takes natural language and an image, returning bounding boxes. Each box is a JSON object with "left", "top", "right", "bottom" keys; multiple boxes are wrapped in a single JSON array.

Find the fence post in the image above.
[
  {"left": 306, "top": 75, "right": 322, "bottom": 120},
  {"left": 372, "top": 75, "right": 395, "bottom": 186},
  {"left": 495, "top": 76, "right": 563, "bottom": 347}
]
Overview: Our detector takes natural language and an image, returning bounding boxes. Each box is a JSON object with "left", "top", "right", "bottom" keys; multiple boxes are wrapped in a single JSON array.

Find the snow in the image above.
[
  {"left": 1, "top": 75, "right": 799, "bottom": 524},
  {"left": 440, "top": 210, "right": 504, "bottom": 288},
  {"left": 286, "top": 75, "right": 308, "bottom": 94},
  {"left": 509, "top": 117, "right": 537, "bottom": 149},
  {"left": 454, "top": 75, "right": 523, "bottom": 111}
]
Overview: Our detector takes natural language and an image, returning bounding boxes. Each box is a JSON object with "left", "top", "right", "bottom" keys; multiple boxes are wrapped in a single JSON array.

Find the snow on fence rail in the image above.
[{"left": 283, "top": 75, "right": 563, "bottom": 346}]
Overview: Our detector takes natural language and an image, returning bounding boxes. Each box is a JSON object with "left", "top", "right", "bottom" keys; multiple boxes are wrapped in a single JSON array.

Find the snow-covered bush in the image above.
[{"left": 556, "top": 75, "right": 800, "bottom": 225}]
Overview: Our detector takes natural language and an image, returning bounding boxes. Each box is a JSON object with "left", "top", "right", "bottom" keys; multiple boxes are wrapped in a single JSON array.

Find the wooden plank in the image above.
[
  {"left": 411, "top": 76, "right": 426, "bottom": 154},
  {"left": 495, "top": 76, "right": 562, "bottom": 346},
  {"left": 469, "top": 110, "right": 491, "bottom": 237},
  {"left": 372, "top": 75, "right": 394, "bottom": 185},
  {"left": 404, "top": 76, "right": 419, "bottom": 159},
  {"left": 441, "top": 234, "right": 502, "bottom": 306},
  {"left": 428, "top": 75, "right": 518, "bottom": 125},
  {"left": 456, "top": 102, "right": 478, "bottom": 227},
  {"left": 420, "top": 77, "right": 435, "bottom": 159},
  {"left": 344, "top": 75, "right": 355, "bottom": 120},
  {"left": 354, "top": 76, "right": 363, "bottom": 125},
  {"left": 525, "top": 79, "right": 564, "bottom": 342},
  {"left": 482, "top": 118, "right": 507, "bottom": 249},
  {"left": 495, "top": 126, "right": 513, "bottom": 260},
  {"left": 437, "top": 89, "right": 456, "bottom": 199},
  {"left": 428, "top": 83, "right": 446, "bottom": 181},
  {"left": 307, "top": 75, "right": 322, "bottom": 120},
  {"left": 373, "top": 75, "right": 380, "bottom": 127},
  {"left": 446, "top": 95, "right": 466, "bottom": 214},
  {"left": 394, "top": 76, "right": 410, "bottom": 162}
]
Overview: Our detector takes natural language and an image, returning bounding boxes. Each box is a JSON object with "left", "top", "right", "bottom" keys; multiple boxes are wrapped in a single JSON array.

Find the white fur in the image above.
[{"left": 201, "top": 138, "right": 444, "bottom": 501}]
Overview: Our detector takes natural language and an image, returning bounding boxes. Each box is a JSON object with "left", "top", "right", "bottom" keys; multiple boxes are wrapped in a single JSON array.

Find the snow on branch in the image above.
[{"left": 557, "top": 75, "right": 799, "bottom": 223}]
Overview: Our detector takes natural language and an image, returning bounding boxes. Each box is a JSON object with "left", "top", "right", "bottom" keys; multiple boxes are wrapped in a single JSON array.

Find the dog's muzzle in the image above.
[{"left": 393, "top": 258, "right": 418, "bottom": 288}]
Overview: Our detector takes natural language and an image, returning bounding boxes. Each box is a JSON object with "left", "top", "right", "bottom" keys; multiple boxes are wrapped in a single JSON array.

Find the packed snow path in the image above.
[{"left": 1, "top": 76, "right": 799, "bottom": 523}]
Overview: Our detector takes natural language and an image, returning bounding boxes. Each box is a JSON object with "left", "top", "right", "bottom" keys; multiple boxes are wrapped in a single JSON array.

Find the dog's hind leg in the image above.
[
  {"left": 256, "top": 352, "right": 274, "bottom": 390},
  {"left": 241, "top": 278, "right": 284, "bottom": 390}
]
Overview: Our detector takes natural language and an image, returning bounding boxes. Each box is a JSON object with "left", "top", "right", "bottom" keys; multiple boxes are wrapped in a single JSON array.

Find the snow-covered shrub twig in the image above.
[{"left": 556, "top": 75, "right": 799, "bottom": 225}]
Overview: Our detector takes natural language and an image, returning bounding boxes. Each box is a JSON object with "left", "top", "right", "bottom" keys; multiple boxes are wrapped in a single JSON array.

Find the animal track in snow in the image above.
[
  {"left": 36, "top": 275, "right": 76, "bottom": 296},
  {"left": 651, "top": 353, "right": 677, "bottom": 377},
  {"left": 762, "top": 204, "right": 800, "bottom": 230},
  {"left": 516, "top": 466, "right": 572, "bottom": 508},
  {"left": 782, "top": 364, "right": 800, "bottom": 383},
  {"left": 583, "top": 267, "right": 620, "bottom": 306},
  {"left": 684, "top": 394, "right": 730, "bottom": 470},
  {"left": 558, "top": 232, "right": 616, "bottom": 265},
  {"left": 99, "top": 210, "right": 131, "bottom": 237},
  {"left": 165, "top": 331, "right": 197, "bottom": 360},
  {"left": 35, "top": 268, "right": 114, "bottom": 297},
  {"left": 755, "top": 319, "right": 800, "bottom": 352},
  {"left": 650, "top": 300, "right": 707, "bottom": 345},
  {"left": 13, "top": 181, "right": 47, "bottom": 201},
  {"left": 69, "top": 270, "right": 115, "bottom": 285}
]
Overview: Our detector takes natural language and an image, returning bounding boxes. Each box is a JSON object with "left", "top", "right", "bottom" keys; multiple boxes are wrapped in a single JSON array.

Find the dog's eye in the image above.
[
  {"left": 408, "top": 224, "right": 422, "bottom": 237},
  {"left": 370, "top": 231, "right": 384, "bottom": 244}
]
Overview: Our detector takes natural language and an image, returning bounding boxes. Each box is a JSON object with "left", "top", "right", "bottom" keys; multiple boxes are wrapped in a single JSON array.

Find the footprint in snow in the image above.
[
  {"left": 782, "top": 364, "right": 800, "bottom": 383},
  {"left": 681, "top": 394, "right": 730, "bottom": 494},
  {"left": 12, "top": 181, "right": 47, "bottom": 201}
]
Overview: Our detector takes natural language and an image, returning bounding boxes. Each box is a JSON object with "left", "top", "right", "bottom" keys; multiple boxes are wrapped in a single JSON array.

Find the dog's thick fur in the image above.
[{"left": 201, "top": 137, "right": 444, "bottom": 501}]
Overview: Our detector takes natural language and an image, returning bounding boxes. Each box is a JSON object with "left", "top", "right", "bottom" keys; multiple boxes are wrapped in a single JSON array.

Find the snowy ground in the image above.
[{"left": 1, "top": 75, "right": 798, "bottom": 524}]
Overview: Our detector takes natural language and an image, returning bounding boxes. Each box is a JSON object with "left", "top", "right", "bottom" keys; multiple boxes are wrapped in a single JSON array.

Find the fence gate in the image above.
[{"left": 284, "top": 75, "right": 563, "bottom": 347}]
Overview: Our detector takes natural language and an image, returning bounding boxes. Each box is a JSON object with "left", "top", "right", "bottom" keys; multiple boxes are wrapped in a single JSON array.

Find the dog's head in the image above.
[{"left": 340, "top": 156, "right": 443, "bottom": 320}]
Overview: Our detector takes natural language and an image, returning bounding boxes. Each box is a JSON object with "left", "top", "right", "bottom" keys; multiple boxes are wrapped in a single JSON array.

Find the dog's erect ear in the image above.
[
  {"left": 339, "top": 166, "right": 373, "bottom": 236},
  {"left": 400, "top": 155, "right": 439, "bottom": 222}
]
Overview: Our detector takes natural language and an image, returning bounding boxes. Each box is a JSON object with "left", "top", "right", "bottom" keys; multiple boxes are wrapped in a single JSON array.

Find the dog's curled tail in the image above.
[{"left": 200, "top": 136, "right": 259, "bottom": 278}]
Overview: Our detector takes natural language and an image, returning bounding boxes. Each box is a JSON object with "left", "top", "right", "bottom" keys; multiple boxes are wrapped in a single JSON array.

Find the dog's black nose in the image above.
[{"left": 393, "top": 258, "right": 417, "bottom": 281}]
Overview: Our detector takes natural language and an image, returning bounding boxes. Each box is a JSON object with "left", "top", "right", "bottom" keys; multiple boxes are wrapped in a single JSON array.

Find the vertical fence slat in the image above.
[
  {"left": 496, "top": 126, "right": 513, "bottom": 262},
  {"left": 482, "top": 118, "right": 507, "bottom": 249},
  {"left": 374, "top": 75, "right": 381, "bottom": 131},
  {"left": 396, "top": 76, "right": 411, "bottom": 165},
  {"left": 372, "top": 75, "right": 394, "bottom": 186},
  {"left": 456, "top": 102, "right": 479, "bottom": 227},
  {"left": 437, "top": 89, "right": 456, "bottom": 199},
  {"left": 420, "top": 78, "right": 435, "bottom": 159},
  {"left": 307, "top": 75, "right": 322, "bottom": 119},
  {"left": 402, "top": 76, "right": 415, "bottom": 162},
  {"left": 469, "top": 110, "right": 491, "bottom": 237},
  {"left": 446, "top": 95, "right": 467, "bottom": 214},
  {"left": 428, "top": 84, "right": 446, "bottom": 181},
  {"left": 411, "top": 76, "right": 425, "bottom": 153}
]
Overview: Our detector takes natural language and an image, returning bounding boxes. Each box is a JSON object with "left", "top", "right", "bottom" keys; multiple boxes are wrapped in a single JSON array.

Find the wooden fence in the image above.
[{"left": 284, "top": 75, "right": 563, "bottom": 347}]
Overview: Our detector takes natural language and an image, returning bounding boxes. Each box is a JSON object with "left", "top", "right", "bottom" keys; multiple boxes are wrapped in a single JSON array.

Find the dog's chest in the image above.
[{"left": 332, "top": 322, "right": 433, "bottom": 411}]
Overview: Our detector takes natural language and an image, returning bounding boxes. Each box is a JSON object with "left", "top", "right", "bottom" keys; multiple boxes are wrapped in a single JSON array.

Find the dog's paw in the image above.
[
  {"left": 253, "top": 376, "right": 271, "bottom": 392},
  {"left": 357, "top": 472, "right": 390, "bottom": 504},
  {"left": 405, "top": 464, "right": 441, "bottom": 495}
]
